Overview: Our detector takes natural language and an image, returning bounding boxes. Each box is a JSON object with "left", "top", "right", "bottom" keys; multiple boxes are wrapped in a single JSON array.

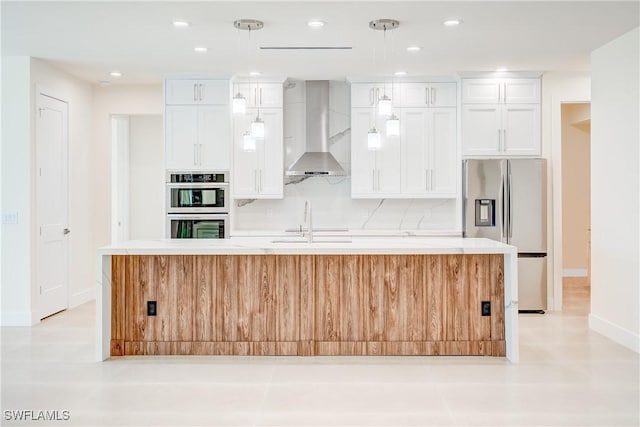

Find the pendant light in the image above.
[
  {"left": 378, "top": 95, "right": 392, "bottom": 115},
  {"left": 367, "top": 127, "right": 381, "bottom": 150},
  {"left": 251, "top": 115, "right": 265, "bottom": 138},
  {"left": 369, "top": 19, "right": 399, "bottom": 117},
  {"left": 233, "top": 19, "right": 263, "bottom": 118},
  {"left": 242, "top": 131, "right": 256, "bottom": 151},
  {"left": 386, "top": 113, "right": 400, "bottom": 136},
  {"left": 232, "top": 93, "right": 246, "bottom": 114}
]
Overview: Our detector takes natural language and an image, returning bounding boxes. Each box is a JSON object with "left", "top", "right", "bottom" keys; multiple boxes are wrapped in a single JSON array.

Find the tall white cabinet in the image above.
[
  {"left": 462, "top": 78, "right": 541, "bottom": 157},
  {"left": 164, "top": 79, "right": 230, "bottom": 170},
  {"left": 351, "top": 81, "right": 458, "bottom": 199},
  {"left": 232, "top": 81, "right": 284, "bottom": 199}
]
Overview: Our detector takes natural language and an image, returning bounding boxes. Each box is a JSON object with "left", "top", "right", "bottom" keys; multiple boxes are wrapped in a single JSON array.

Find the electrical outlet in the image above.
[
  {"left": 147, "top": 301, "right": 157, "bottom": 316},
  {"left": 481, "top": 301, "right": 491, "bottom": 316}
]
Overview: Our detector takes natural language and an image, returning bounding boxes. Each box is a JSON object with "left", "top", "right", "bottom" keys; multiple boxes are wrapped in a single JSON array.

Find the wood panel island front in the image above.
[{"left": 97, "top": 237, "right": 519, "bottom": 362}]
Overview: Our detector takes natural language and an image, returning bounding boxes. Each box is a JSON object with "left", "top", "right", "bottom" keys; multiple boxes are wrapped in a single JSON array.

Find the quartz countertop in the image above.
[{"left": 97, "top": 236, "right": 515, "bottom": 256}]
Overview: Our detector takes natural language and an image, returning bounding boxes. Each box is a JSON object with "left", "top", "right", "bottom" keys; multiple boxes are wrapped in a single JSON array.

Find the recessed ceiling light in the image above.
[
  {"left": 249, "top": 71, "right": 261, "bottom": 76},
  {"left": 172, "top": 20, "right": 190, "bottom": 28},
  {"left": 495, "top": 67, "right": 508, "bottom": 72},
  {"left": 406, "top": 46, "right": 422, "bottom": 52},
  {"left": 307, "top": 20, "right": 325, "bottom": 28},
  {"left": 194, "top": 46, "right": 208, "bottom": 53},
  {"left": 109, "top": 71, "right": 123, "bottom": 78},
  {"left": 394, "top": 71, "right": 407, "bottom": 76},
  {"left": 443, "top": 19, "right": 463, "bottom": 27}
]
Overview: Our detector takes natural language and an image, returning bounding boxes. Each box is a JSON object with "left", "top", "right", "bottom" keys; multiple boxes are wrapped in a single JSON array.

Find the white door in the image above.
[
  {"left": 430, "top": 108, "right": 457, "bottom": 195},
  {"left": 232, "top": 111, "right": 259, "bottom": 197},
  {"left": 199, "top": 105, "right": 230, "bottom": 170},
  {"left": 165, "top": 105, "right": 197, "bottom": 169},
  {"left": 36, "top": 92, "right": 69, "bottom": 319},
  {"left": 503, "top": 104, "right": 541, "bottom": 156},
  {"left": 350, "top": 108, "right": 377, "bottom": 197},
  {"left": 257, "top": 109, "right": 284, "bottom": 197},
  {"left": 462, "top": 104, "right": 502, "bottom": 156},
  {"left": 401, "top": 108, "right": 430, "bottom": 195}
]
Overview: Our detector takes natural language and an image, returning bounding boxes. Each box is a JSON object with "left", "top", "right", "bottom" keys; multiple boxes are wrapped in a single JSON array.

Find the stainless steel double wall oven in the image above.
[{"left": 166, "top": 171, "right": 229, "bottom": 239}]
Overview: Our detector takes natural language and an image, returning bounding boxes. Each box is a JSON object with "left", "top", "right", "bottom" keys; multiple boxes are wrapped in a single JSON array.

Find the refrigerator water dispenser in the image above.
[{"left": 474, "top": 199, "right": 495, "bottom": 227}]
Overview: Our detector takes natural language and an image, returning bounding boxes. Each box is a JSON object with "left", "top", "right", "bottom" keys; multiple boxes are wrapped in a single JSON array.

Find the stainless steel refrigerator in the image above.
[{"left": 463, "top": 159, "right": 547, "bottom": 313}]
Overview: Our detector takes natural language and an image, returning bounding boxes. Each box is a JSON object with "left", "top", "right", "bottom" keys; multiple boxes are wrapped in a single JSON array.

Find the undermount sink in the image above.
[{"left": 270, "top": 238, "right": 352, "bottom": 244}]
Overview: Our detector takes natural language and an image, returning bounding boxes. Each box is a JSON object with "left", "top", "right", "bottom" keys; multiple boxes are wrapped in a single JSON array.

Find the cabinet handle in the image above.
[
  {"left": 503, "top": 83, "right": 507, "bottom": 103},
  {"left": 431, "top": 88, "right": 436, "bottom": 105},
  {"left": 193, "top": 84, "right": 198, "bottom": 102},
  {"left": 199, "top": 84, "right": 204, "bottom": 102},
  {"left": 425, "top": 88, "right": 429, "bottom": 105},
  {"left": 259, "top": 169, "right": 262, "bottom": 193},
  {"left": 502, "top": 129, "right": 507, "bottom": 152},
  {"left": 498, "top": 84, "right": 501, "bottom": 103},
  {"left": 497, "top": 129, "right": 502, "bottom": 151}
]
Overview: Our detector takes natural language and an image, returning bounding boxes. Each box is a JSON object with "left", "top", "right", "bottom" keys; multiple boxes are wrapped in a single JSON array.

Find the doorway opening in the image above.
[
  {"left": 560, "top": 102, "right": 591, "bottom": 314},
  {"left": 110, "top": 114, "right": 164, "bottom": 244}
]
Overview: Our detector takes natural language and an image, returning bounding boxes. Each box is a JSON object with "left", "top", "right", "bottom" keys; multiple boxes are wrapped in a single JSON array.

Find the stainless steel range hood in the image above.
[{"left": 286, "top": 81, "right": 347, "bottom": 176}]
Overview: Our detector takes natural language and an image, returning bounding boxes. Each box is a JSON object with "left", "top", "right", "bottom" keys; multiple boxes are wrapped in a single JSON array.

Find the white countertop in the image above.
[{"left": 97, "top": 236, "right": 515, "bottom": 256}]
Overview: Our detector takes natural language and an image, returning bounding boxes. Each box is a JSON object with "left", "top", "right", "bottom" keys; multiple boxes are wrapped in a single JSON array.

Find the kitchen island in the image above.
[{"left": 96, "top": 237, "right": 518, "bottom": 362}]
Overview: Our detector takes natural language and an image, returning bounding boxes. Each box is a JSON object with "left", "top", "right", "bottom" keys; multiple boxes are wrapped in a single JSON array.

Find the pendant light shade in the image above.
[
  {"left": 367, "top": 127, "right": 381, "bottom": 150},
  {"left": 251, "top": 117, "right": 265, "bottom": 138},
  {"left": 378, "top": 94, "right": 392, "bottom": 116},
  {"left": 242, "top": 131, "right": 256, "bottom": 152},
  {"left": 232, "top": 93, "right": 246, "bottom": 114},
  {"left": 386, "top": 114, "right": 400, "bottom": 136}
]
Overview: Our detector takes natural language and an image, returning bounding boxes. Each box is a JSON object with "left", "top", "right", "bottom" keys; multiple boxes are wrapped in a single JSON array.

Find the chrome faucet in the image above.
[{"left": 304, "top": 200, "right": 313, "bottom": 243}]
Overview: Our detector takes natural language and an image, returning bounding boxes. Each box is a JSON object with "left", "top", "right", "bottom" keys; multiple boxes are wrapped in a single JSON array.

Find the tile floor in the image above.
[{"left": 1, "top": 278, "right": 638, "bottom": 426}]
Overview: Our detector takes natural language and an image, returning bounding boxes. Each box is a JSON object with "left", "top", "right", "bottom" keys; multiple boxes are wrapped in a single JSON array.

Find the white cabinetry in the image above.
[
  {"left": 351, "top": 83, "right": 402, "bottom": 108},
  {"left": 350, "top": 81, "right": 458, "bottom": 199},
  {"left": 462, "top": 78, "right": 541, "bottom": 157},
  {"left": 165, "top": 79, "right": 229, "bottom": 105},
  {"left": 400, "top": 83, "right": 457, "bottom": 107},
  {"left": 232, "top": 83, "right": 283, "bottom": 108},
  {"left": 351, "top": 108, "right": 401, "bottom": 197},
  {"left": 164, "top": 79, "right": 230, "bottom": 170},
  {"left": 401, "top": 108, "right": 457, "bottom": 197},
  {"left": 232, "top": 109, "right": 283, "bottom": 198}
]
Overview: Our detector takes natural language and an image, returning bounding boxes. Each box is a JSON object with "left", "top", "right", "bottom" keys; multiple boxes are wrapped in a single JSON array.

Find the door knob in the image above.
[{"left": 63, "top": 228, "right": 71, "bottom": 235}]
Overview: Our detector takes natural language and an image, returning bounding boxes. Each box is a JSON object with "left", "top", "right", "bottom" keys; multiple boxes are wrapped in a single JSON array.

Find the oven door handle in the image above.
[
  {"left": 166, "top": 213, "right": 229, "bottom": 220},
  {"left": 167, "top": 182, "right": 229, "bottom": 189}
]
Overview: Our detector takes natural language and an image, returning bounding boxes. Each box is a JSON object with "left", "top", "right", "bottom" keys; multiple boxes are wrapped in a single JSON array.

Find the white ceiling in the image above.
[{"left": 2, "top": 1, "right": 639, "bottom": 85}]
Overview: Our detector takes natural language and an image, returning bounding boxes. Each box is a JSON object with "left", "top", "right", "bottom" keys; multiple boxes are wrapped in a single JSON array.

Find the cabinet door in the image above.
[
  {"left": 503, "top": 79, "right": 540, "bottom": 104},
  {"left": 401, "top": 108, "right": 430, "bottom": 195},
  {"left": 462, "top": 105, "right": 502, "bottom": 157},
  {"left": 350, "top": 108, "right": 377, "bottom": 196},
  {"left": 255, "top": 83, "right": 283, "bottom": 108},
  {"left": 376, "top": 112, "right": 402, "bottom": 195},
  {"left": 351, "top": 84, "right": 378, "bottom": 108},
  {"left": 430, "top": 108, "right": 457, "bottom": 195},
  {"left": 503, "top": 104, "right": 540, "bottom": 156},
  {"left": 198, "top": 105, "right": 230, "bottom": 170},
  {"left": 232, "top": 111, "right": 259, "bottom": 197},
  {"left": 165, "top": 106, "right": 198, "bottom": 169},
  {"left": 402, "top": 83, "right": 457, "bottom": 107},
  {"left": 462, "top": 79, "right": 500, "bottom": 104},
  {"left": 165, "top": 80, "right": 200, "bottom": 105},
  {"left": 428, "top": 83, "right": 457, "bottom": 107},
  {"left": 257, "top": 109, "right": 283, "bottom": 198},
  {"left": 198, "top": 80, "right": 229, "bottom": 105}
]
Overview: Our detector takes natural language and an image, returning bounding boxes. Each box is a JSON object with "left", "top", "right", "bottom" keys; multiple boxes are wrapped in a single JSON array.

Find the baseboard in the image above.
[
  {"left": 589, "top": 314, "right": 640, "bottom": 353},
  {"left": 69, "top": 287, "right": 95, "bottom": 308},
  {"left": 563, "top": 268, "right": 587, "bottom": 277},
  {"left": 0, "top": 310, "right": 36, "bottom": 326}
]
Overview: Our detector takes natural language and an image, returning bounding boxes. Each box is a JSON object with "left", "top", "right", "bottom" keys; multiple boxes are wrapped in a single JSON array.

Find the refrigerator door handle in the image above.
[
  {"left": 508, "top": 169, "right": 513, "bottom": 238},
  {"left": 499, "top": 173, "right": 506, "bottom": 241}
]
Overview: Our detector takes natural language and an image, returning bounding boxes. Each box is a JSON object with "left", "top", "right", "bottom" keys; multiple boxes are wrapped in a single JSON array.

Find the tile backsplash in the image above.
[{"left": 233, "top": 80, "right": 461, "bottom": 234}]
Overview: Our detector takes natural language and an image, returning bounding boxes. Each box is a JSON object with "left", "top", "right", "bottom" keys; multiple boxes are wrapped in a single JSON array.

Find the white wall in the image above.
[
  {"left": 91, "top": 85, "right": 162, "bottom": 254},
  {"left": 541, "top": 71, "right": 591, "bottom": 310},
  {"left": 129, "top": 115, "right": 164, "bottom": 239},
  {"left": 1, "top": 56, "right": 33, "bottom": 325},
  {"left": 589, "top": 27, "right": 639, "bottom": 353}
]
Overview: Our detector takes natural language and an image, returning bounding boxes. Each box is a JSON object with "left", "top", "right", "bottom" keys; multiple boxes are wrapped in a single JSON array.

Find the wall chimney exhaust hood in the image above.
[{"left": 286, "top": 81, "right": 347, "bottom": 176}]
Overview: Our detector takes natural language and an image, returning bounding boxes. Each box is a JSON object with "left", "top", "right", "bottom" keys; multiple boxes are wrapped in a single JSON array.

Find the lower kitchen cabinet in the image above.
[{"left": 232, "top": 108, "right": 283, "bottom": 198}]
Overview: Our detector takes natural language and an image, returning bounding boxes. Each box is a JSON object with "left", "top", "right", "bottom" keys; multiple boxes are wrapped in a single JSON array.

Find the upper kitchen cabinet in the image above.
[
  {"left": 401, "top": 108, "right": 457, "bottom": 197},
  {"left": 165, "top": 79, "right": 229, "bottom": 105},
  {"left": 232, "top": 108, "right": 283, "bottom": 198},
  {"left": 164, "top": 79, "right": 231, "bottom": 170},
  {"left": 351, "top": 83, "right": 402, "bottom": 108},
  {"left": 232, "top": 83, "right": 283, "bottom": 108},
  {"left": 462, "top": 78, "right": 540, "bottom": 104},
  {"left": 399, "top": 82, "right": 457, "bottom": 107},
  {"left": 462, "top": 77, "right": 541, "bottom": 157},
  {"left": 351, "top": 108, "right": 402, "bottom": 197}
]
